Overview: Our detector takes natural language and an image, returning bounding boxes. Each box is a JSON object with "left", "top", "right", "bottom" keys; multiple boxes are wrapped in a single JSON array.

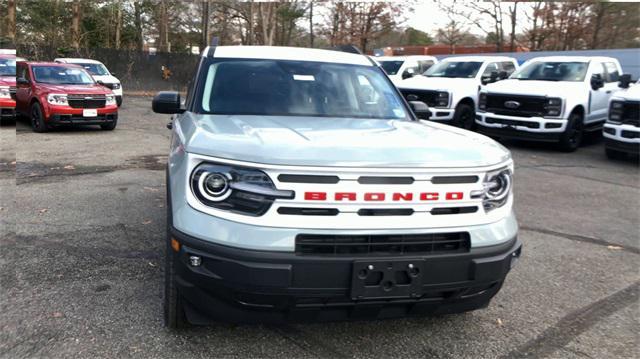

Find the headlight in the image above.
[
  {"left": 435, "top": 91, "right": 449, "bottom": 108},
  {"left": 0, "top": 86, "right": 10, "bottom": 99},
  {"left": 478, "top": 92, "right": 487, "bottom": 111},
  {"left": 105, "top": 95, "right": 116, "bottom": 106},
  {"left": 544, "top": 97, "right": 563, "bottom": 118},
  {"left": 190, "top": 163, "right": 294, "bottom": 216},
  {"left": 112, "top": 83, "right": 121, "bottom": 90},
  {"left": 47, "top": 93, "right": 68, "bottom": 106},
  {"left": 608, "top": 100, "right": 624, "bottom": 123},
  {"left": 473, "top": 167, "right": 513, "bottom": 211}
]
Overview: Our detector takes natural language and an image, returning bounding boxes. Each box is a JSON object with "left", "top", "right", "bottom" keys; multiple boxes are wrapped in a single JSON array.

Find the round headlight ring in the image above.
[
  {"left": 486, "top": 170, "right": 511, "bottom": 201},
  {"left": 198, "top": 171, "right": 232, "bottom": 201}
]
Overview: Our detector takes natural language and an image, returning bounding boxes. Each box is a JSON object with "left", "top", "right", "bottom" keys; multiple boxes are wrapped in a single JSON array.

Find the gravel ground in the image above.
[{"left": 1, "top": 96, "right": 638, "bottom": 358}]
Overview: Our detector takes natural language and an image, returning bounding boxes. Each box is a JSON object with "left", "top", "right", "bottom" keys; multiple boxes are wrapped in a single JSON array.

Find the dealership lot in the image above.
[{"left": 0, "top": 97, "right": 638, "bottom": 358}]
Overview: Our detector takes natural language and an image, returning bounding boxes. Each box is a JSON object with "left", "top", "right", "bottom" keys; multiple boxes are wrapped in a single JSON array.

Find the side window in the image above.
[
  {"left": 481, "top": 62, "right": 500, "bottom": 78},
  {"left": 591, "top": 62, "right": 605, "bottom": 79},
  {"left": 501, "top": 61, "right": 516, "bottom": 75},
  {"left": 603, "top": 62, "right": 620, "bottom": 83},
  {"left": 17, "top": 65, "right": 29, "bottom": 82},
  {"left": 418, "top": 60, "right": 434, "bottom": 73}
]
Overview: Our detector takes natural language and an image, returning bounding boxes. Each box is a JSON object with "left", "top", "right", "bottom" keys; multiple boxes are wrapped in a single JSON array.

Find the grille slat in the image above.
[
  {"left": 296, "top": 232, "right": 470, "bottom": 256},
  {"left": 622, "top": 101, "right": 639, "bottom": 126},
  {"left": 67, "top": 94, "right": 107, "bottom": 109},
  {"left": 486, "top": 94, "right": 546, "bottom": 117}
]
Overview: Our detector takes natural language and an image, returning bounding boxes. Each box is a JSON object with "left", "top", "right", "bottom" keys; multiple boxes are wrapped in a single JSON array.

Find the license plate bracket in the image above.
[
  {"left": 350, "top": 259, "right": 424, "bottom": 300},
  {"left": 83, "top": 109, "right": 98, "bottom": 117}
]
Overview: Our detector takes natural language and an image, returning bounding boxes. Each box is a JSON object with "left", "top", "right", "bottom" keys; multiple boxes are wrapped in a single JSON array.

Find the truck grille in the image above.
[
  {"left": 621, "top": 101, "right": 639, "bottom": 126},
  {"left": 295, "top": 232, "right": 471, "bottom": 256},
  {"left": 399, "top": 89, "right": 438, "bottom": 107},
  {"left": 67, "top": 94, "right": 107, "bottom": 109},
  {"left": 486, "top": 94, "right": 547, "bottom": 117}
]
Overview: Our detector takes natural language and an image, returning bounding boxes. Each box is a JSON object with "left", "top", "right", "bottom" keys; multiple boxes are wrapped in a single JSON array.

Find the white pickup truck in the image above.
[
  {"left": 477, "top": 56, "right": 624, "bottom": 151},
  {"left": 375, "top": 55, "right": 438, "bottom": 85},
  {"left": 603, "top": 75, "right": 639, "bottom": 159},
  {"left": 397, "top": 56, "right": 518, "bottom": 129}
]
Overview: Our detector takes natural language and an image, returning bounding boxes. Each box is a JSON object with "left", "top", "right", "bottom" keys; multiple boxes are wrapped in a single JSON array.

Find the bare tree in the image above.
[
  {"left": 71, "top": 0, "right": 81, "bottom": 49},
  {"left": 115, "top": 0, "right": 122, "bottom": 49},
  {"left": 6, "top": 0, "right": 16, "bottom": 44},
  {"left": 508, "top": 1, "right": 518, "bottom": 51}
]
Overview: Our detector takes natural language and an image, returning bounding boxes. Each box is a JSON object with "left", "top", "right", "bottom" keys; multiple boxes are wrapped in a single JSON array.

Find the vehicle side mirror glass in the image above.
[
  {"left": 618, "top": 74, "right": 632, "bottom": 89},
  {"left": 498, "top": 70, "right": 508, "bottom": 80},
  {"left": 409, "top": 100, "right": 430, "bottom": 120},
  {"left": 490, "top": 71, "right": 499, "bottom": 83},
  {"left": 590, "top": 74, "right": 604, "bottom": 90},
  {"left": 402, "top": 68, "right": 415, "bottom": 80},
  {"left": 152, "top": 91, "right": 183, "bottom": 114}
]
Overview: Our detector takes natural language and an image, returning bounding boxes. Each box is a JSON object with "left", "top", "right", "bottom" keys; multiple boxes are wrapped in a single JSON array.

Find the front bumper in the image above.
[
  {"left": 428, "top": 107, "right": 454, "bottom": 122},
  {"left": 476, "top": 112, "right": 565, "bottom": 142},
  {"left": 603, "top": 123, "right": 640, "bottom": 154},
  {"left": 0, "top": 107, "right": 15, "bottom": 119},
  {"left": 170, "top": 226, "right": 521, "bottom": 323},
  {"left": 49, "top": 113, "right": 118, "bottom": 126}
]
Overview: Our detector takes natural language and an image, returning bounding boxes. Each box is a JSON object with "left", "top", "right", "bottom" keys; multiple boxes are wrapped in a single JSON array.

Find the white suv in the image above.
[
  {"left": 397, "top": 56, "right": 518, "bottom": 129},
  {"left": 603, "top": 75, "right": 639, "bottom": 159},
  {"left": 477, "top": 56, "right": 624, "bottom": 151},
  {"left": 375, "top": 55, "right": 438, "bottom": 85},
  {"left": 54, "top": 58, "right": 123, "bottom": 106}
]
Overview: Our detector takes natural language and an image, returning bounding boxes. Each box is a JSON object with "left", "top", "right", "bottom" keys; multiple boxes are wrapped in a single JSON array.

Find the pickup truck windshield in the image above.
[
  {"left": 199, "top": 59, "right": 408, "bottom": 120},
  {"left": 378, "top": 60, "right": 404, "bottom": 75},
  {"left": 33, "top": 66, "right": 95, "bottom": 85},
  {"left": 511, "top": 61, "right": 588, "bottom": 82},
  {"left": 424, "top": 61, "right": 482, "bottom": 78},
  {"left": 0, "top": 58, "right": 16, "bottom": 76},
  {"left": 75, "top": 63, "right": 110, "bottom": 76}
]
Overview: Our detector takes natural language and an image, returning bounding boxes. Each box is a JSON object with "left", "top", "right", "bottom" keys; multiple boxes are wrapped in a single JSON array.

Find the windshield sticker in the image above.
[{"left": 293, "top": 74, "right": 315, "bottom": 81}]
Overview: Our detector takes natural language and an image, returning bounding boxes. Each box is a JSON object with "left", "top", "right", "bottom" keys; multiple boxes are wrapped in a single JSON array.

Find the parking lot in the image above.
[{"left": 0, "top": 96, "right": 638, "bottom": 358}]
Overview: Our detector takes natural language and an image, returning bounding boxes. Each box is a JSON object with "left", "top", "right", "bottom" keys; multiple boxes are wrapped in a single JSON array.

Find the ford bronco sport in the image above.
[
  {"left": 0, "top": 54, "right": 18, "bottom": 123},
  {"left": 153, "top": 46, "right": 521, "bottom": 328}
]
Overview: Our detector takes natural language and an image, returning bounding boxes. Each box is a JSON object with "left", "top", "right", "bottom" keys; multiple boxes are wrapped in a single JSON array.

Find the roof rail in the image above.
[{"left": 331, "top": 45, "right": 362, "bottom": 55}]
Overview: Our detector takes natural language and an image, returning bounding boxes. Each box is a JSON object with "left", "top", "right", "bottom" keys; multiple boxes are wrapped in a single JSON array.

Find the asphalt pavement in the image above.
[{"left": 0, "top": 96, "right": 638, "bottom": 358}]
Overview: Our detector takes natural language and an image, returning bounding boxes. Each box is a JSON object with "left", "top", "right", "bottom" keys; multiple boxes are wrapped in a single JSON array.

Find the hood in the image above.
[
  {"left": 91, "top": 74, "right": 120, "bottom": 84},
  {"left": 485, "top": 79, "right": 585, "bottom": 97},
  {"left": 179, "top": 114, "right": 511, "bottom": 168},
  {"left": 612, "top": 84, "right": 640, "bottom": 101},
  {"left": 37, "top": 83, "right": 112, "bottom": 95},
  {"left": 398, "top": 76, "right": 477, "bottom": 91},
  {"left": 0, "top": 76, "right": 15, "bottom": 86}
]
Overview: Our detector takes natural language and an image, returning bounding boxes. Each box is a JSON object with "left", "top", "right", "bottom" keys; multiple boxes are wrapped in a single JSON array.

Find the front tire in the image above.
[
  {"left": 30, "top": 102, "right": 49, "bottom": 133},
  {"left": 164, "top": 227, "right": 188, "bottom": 329},
  {"left": 100, "top": 119, "right": 117, "bottom": 131},
  {"left": 558, "top": 112, "right": 583, "bottom": 152},
  {"left": 452, "top": 103, "right": 475, "bottom": 130}
]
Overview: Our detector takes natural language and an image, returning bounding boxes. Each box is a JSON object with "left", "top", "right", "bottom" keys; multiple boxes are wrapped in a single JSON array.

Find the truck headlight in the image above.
[
  {"left": 112, "top": 83, "right": 121, "bottom": 90},
  {"left": 0, "top": 86, "right": 10, "bottom": 99},
  {"left": 47, "top": 93, "right": 68, "bottom": 106},
  {"left": 478, "top": 92, "right": 487, "bottom": 111},
  {"left": 435, "top": 91, "right": 449, "bottom": 108},
  {"left": 544, "top": 97, "right": 563, "bottom": 118},
  {"left": 191, "top": 163, "right": 294, "bottom": 216},
  {"left": 475, "top": 167, "right": 512, "bottom": 211},
  {"left": 608, "top": 100, "right": 624, "bottom": 123},
  {"left": 105, "top": 94, "right": 116, "bottom": 106}
]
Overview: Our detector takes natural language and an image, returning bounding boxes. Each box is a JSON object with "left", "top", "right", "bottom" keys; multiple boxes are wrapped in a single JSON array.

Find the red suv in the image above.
[
  {"left": 15, "top": 62, "right": 118, "bottom": 132},
  {"left": 0, "top": 54, "right": 17, "bottom": 124}
]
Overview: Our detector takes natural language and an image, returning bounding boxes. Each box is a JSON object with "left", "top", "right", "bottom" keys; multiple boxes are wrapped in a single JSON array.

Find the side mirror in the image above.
[
  {"left": 409, "top": 101, "right": 430, "bottom": 120},
  {"left": 152, "top": 91, "right": 183, "bottom": 114},
  {"left": 498, "top": 70, "right": 509, "bottom": 80},
  {"left": 96, "top": 80, "right": 105, "bottom": 86},
  {"left": 590, "top": 74, "right": 604, "bottom": 91},
  {"left": 618, "top": 74, "right": 632, "bottom": 89},
  {"left": 402, "top": 68, "right": 415, "bottom": 80}
]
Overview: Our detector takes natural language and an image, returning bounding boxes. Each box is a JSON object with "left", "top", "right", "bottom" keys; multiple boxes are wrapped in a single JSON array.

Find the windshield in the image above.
[
  {"left": 198, "top": 59, "right": 409, "bottom": 120},
  {"left": 75, "top": 63, "right": 110, "bottom": 76},
  {"left": 0, "top": 58, "right": 16, "bottom": 76},
  {"left": 378, "top": 60, "right": 404, "bottom": 75},
  {"left": 511, "top": 61, "right": 588, "bottom": 82},
  {"left": 424, "top": 61, "right": 483, "bottom": 78},
  {"left": 33, "top": 66, "right": 95, "bottom": 85}
]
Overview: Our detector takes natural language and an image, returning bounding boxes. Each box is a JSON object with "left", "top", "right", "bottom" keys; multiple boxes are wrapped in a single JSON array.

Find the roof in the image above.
[
  {"left": 440, "top": 55, "right": 517, "bottom": 62},
  {"left": 523, "top": 56, "right": 618, "bottom": 63},
  {"left": 20, "top": 61, "right": 82, "bottom": 68},
  {"left": 205, "top": 46, "right": 373, "bottom": 66},
  {"left": 375, "top": 55, "right": 437, "bottom": 61},
  {"left": 54, "top": 58, "right": 103, "bottom": 64}
]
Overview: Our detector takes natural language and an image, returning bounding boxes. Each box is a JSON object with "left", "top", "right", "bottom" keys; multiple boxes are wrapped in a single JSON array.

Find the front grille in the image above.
[
  {"left": 400, "top": 89, "right": 438, "bottom": 107},
  {"left": 295, "top": 232, "right": 471, "bottom": 256},
  {"left": 621, "top": 130, "right": 640, "bottom": 139},
  {"left": 486, "top": 117, "right": 540, "bottom": 129},
  {"left": 9, "top": 86, "right": 16, "bottom": 100},
  {"left": 67, "top": 94, "right": 107, "bottom": 109},
  {"left": 622, "top": 101, "right": 640, "bottom": 126},
  {"left": 486, "top": 94, "right": 547, "bottom": 117}
]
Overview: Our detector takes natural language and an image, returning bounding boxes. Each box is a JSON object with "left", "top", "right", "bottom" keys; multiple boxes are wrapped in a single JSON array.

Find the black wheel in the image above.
[
  {"left": 164, "top": 227, "right": 188, "bottom": 329},
  {"left": 452, "top": 103, "right": 475, "bottom": 130},
  {"left": 558, "top": 112, "right": 583, "bottom": 152},
  {"left": 116, "top": 96, "right": 123, "bottom": 107},
  {"left": 100, "top": 119, "right": 117, "bottom": 131},
  {"left": 605, "top": 147, "right": 626, "bottom": 160},
  {"left": 30, "top": 102, "right": 48, "bottom": 133}
]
